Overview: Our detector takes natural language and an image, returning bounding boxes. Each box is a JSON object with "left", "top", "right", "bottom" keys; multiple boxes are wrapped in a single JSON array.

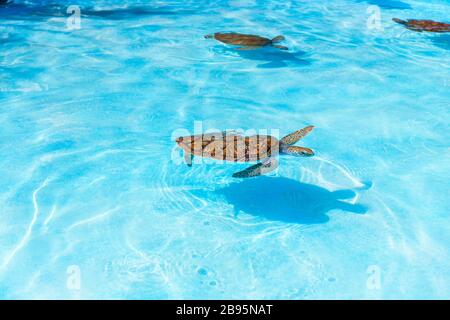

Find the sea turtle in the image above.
[
  {"left": 205, "top": 32, "right": 288, "bottom": 50},
  {"left": 393, "top": 18, "right": 450, "bottom": 33},
  {"left": 175, "top": 126, "right": 314, "bottom": 178}
]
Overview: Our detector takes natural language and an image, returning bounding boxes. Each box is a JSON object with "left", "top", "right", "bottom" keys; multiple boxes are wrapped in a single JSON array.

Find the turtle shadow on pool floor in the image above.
[
  {"left": 430, "top": 34, "right": 450, "bottom": 50},
  {"left": 356, "top": 0, "right": 412, "bottom": 10},
  {"left": 220, "top": 46, "right": 311, "bottom": 68},
  {"left": 216, "top": 176, "right": 368, "bottom": 224},
  {"left": 0, "top": 3, "right": 193, "bottom": 20}
]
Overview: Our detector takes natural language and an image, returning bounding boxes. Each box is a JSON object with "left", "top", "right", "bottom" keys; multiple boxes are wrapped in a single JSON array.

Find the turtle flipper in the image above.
[
  {"left": 282, "top": 146, "right": 314, "bottom": 157},
  {"left": 232, "top": 158, "right": 278, "bottom": 178},
  {"left": 272, "top": 45, "right": 289, "bottom": 50},
  {"left": 280, "top": 126, "right": 314, "bottom": 145},
  {"left": 271, "top": 35, "right": 285, "bottom": 43},
  {"left": 184, "top": 151, "right": 193, "bottom": 167}
]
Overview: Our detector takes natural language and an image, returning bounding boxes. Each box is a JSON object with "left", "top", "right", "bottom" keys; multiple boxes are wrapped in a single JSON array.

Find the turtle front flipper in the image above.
[{"left": 232, "top": 158, "right": 278, "bottom": 178}]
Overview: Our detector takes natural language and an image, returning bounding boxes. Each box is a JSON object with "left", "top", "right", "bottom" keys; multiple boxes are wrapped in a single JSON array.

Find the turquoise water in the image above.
[{"left": 0, "top": 0, "right": 449, "bottom": 299}]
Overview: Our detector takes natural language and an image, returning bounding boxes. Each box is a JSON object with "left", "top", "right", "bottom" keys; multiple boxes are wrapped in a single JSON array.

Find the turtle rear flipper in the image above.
[
  {"left": 282, "top": 146, "right": 314, "bottom": 157},
  {"left": 280, "top": 126, "right": 314, "bottom": 145},
  {"left": 270, "top": 35, "right": 288, "bottom": 50},
  {"left": 272, "top": 44, "right": 289, "bottom": 50},
  {"left": 271, "top": 35, "right": 285, "bottom": 43},
  {"left": 232, "top": 158, "right": 278, "bottom": 178}
]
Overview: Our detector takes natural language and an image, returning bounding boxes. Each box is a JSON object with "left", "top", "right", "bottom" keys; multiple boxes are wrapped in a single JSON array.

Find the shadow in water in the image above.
[
  {"left": 0, "top": 3, "right": 194, "bottom": 20},
  {"left": 356, "top": 0, "right": 412, "bottom": 9},
  {"left": 216, "top": 176, "right": 368, "bottom": 224},
  {"left": 221, "top": 46, "right": 311, "bottom": 68},
  {"left": 0, "top": 34, "right": 21, "bottom": 44},
  {"left": 81, "top": 7, "right": 195, "bottom": 20},
  {"left": 430, "top": 34, "right": 450, "bottom": 50}
]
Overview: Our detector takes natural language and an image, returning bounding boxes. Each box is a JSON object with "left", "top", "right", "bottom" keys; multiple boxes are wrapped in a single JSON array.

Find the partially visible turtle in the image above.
[
  {"left": 175, "top": 126, "right": 314, "bottom": 178},
  {"left": 205, "top": 32, "right": 288, "bottom": 50},
  {"left": 393, "top": 18, "right": 450, "bottom": 33}
]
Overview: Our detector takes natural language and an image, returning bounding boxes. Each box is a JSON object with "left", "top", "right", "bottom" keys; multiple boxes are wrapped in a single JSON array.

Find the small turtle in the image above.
[
  {"left": 393, "top": 18, "right": 450, "bottom": 33},
  {"left": 205, "top": 32, "right": 288, "bottom": 50},
  {"left": 175, "top": 126, "right": 314, "bottom": 178}
]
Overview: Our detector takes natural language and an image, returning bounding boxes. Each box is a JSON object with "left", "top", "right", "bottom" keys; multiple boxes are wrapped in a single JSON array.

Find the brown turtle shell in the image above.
[
  {"left": 401, "top": 19, "right": 450, "bottom": 32},
  {"left": 212, "top": 33, "right": 272, "bottom": 47},
  {"left": 176, "top": 133, "right": 279, "bottom": 162}
]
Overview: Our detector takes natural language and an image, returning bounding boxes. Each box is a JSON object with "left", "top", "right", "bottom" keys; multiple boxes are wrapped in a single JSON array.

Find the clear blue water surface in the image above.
[{"left": 0, "top": 0, "right": 449, "bottom": 299}]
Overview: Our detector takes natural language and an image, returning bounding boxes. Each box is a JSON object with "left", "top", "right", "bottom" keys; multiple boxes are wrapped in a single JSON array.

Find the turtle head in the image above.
[
  {"left": 204, "top": 34, "right": 215, "bottom": 39},
  {"left": 392, "top": 18, "right": 408, "bottom": 25}
]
